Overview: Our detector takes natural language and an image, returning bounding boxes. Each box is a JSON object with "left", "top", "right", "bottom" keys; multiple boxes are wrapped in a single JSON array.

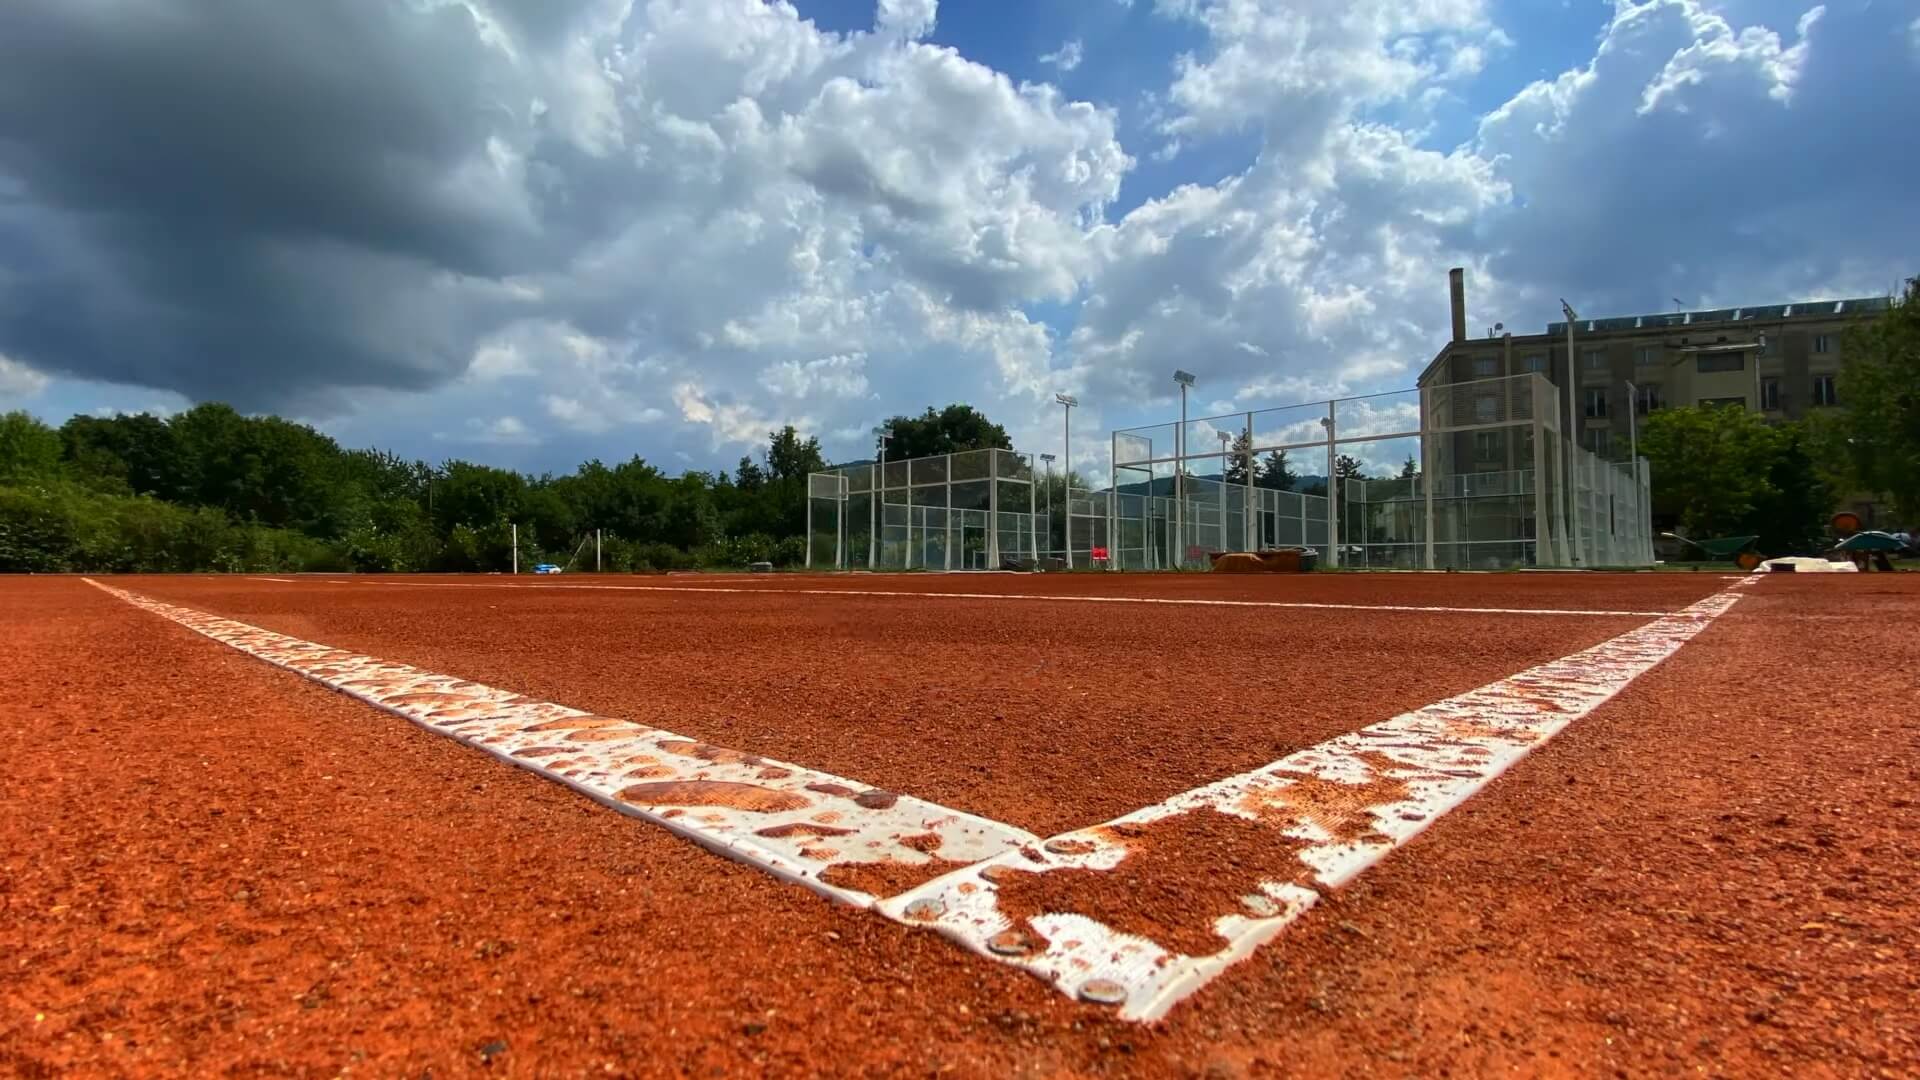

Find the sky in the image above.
[{"left": 1, "top": 0, "right": 1915, "bottom": 481}]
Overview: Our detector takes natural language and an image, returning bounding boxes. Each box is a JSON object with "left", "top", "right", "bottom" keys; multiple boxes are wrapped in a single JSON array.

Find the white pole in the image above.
[
  {"left": 511, "top": 523, "right": 518, "bottom": 575},
  {"left": 1625, "top": 380, "right": 1639, "bottom": 464},
  {"left": 806, "top": 490, "right": 814, "bottom": 569},
  {"left": 1177, "top": 382, "right": 1188, "bottom": 565},
  {"left": 1243, "top": 412, "right": 1255, "bottom": 552},
  {"left": 870, "top": 443, "right": 882, "bottom": 571},
  {"left": 1533, "top": 396, "right": 1552, "bottom": 566},
  {"left": 1422, "top": 385, "right": 1436, "bottom": 570},
  {"left": 1027, "top": 455, "right": 1037, "bottom": 565},
  {"left": 1110, "top": 431, "right": 1119, "bottom": 570},
  {"left": 1561, "top": 305, "right": 1581, "bottom": 565},
  {"left": 988, "top": 450, "right": 1000, "bottom": 568},
  {"left": 596, "top": 528, "right": 602, "bottom": 572},
  {"left": 1324, "top": 404, "right": 1338, "bottom": 569},
  {"left": 1063, "top": 403, "right": 1073, "bottom": 569}
]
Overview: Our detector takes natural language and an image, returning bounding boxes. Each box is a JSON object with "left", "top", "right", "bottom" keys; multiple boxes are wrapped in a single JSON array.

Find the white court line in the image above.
[
  {"left": 878, "top": 575, "right": 1760, "bottom": 1021},
  {"left": 254, "top": 576, "right": 296, "bottom": 583},
  {"left": 84, "top": 580, "right": 1036, "bottom": 908},
  {"left": 351, "top": 577, "right": 1679, "bottom": 619}
]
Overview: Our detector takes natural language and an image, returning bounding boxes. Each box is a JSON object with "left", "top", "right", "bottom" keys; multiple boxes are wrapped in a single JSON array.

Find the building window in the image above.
[
  {"left": 1474, "top": 394, "right": 1499, "bottom": 423},
  {"left": 1473, "top": 431, "right": 1503, "bottom": 462},
  {"left": 1472, "top": 355, "right": 1499, "bottom": 377},
  {"left": 1634, "top": 383, "right": 1662, "bottom": 415},
  {"left": 1635, "top": 346, "right": 1661, "bottom": 366},
  {"left": 1522, "top": 354, "right": 1546, "bottom": 373},
  {"left": 1583, "top": 348, "right": 1608, "bottom": 370},
  {"left": 1813, "top": 374, "right": 1838, "bottom": 406},
  {"left": 1589, "top": 428, "right": 1611, "bottom": 456},
  {"left": 1583, "top": 388, "right": 1609, "bottom": 418},
  {"left": 1697, "top": 352, "right": 1744, "bottom": 373},
  {"left": 1813, "top": 334, "right": 1833, "bottom": 354},
  {"left": 1761, "top": 377, "right": 1781, "bottom": 411}
]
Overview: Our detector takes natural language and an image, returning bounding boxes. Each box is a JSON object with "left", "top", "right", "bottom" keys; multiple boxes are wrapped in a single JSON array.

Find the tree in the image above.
[
  {"left": 1255, "top": 449, "right": 1296, "bottom": 491},
  {"left": 877, "top": 405, "right": 1011, "bottom": 460},
  {"left": 0, "top": 411, "right": 63, "bottom": 481},
  {"left": 1831, "top": 277, "right": 1920, "bottom": 521},
  {"left": 1399, "top": 455, "right": 1420, "bottom": 480},
  {"left": 764, "top": 425, "right": 825, "bottom": 481},
  {"left": 734, "top": 456, "right": 766, "bottom": 491},
  {"left": 1334, "top": 454, "right": 1367, "bottom": 481},
  {"left": 1223, "top": 431, "right": 1255, "bottom": 484},
  {"left": 1640, "top": 404, "right": 1833, "bottom": 550},
  {"left": 1747, "top": 425, "right": 1833, "bottom": 555}
]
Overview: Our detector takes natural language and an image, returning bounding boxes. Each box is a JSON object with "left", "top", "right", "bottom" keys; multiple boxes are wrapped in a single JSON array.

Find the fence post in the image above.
[
  {"left": 1422, "top": 387, "right": 1436, "bottom": 570},
  {"left": 1325, "top": 402, "right": 1339, "bottom": 568}
]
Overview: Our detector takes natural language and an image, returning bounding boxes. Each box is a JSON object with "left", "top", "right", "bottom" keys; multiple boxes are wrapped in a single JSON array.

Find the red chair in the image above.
[{"left": 1090, "top": 546, "right": 1110, "bottom": 569}]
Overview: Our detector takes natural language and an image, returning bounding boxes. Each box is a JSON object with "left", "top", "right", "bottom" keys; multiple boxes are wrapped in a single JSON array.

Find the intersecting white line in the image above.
[
  {"left": 93, "top": 573, "right": 1758, "bottom": 1025},
  {"left": 879, "top": 576, "right": 1761, "bottom": 1021},
  {"left": 340, "top": 577, "right": 1680, "bottom": 618}
]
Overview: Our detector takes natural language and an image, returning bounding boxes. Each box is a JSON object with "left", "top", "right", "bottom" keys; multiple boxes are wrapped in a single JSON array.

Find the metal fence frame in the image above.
[
  {"left": 807, "top": 449, "right": 1041, "bottom": 571},
  {"left": 1104, "top": 375, "right": 1652, "bottom": 570}
]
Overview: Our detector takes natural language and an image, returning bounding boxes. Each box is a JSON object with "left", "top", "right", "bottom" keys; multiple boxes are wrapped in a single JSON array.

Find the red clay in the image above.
[
  {"left": 3, "top": 572, "right": 1916, "bottom": 1077},
  {"left": 116, "top": 575, "right": 1652, "bottom": 834}
]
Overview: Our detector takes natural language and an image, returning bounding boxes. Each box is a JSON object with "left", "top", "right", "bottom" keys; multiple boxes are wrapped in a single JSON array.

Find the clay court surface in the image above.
[{"left": 4, "top": 571, "right": 1917, "bottom": 1077}]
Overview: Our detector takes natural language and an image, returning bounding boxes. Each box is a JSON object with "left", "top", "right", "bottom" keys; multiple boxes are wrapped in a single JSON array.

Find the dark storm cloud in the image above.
[{"left": 0, "top": 0, "right": 544, "bottom": 409}]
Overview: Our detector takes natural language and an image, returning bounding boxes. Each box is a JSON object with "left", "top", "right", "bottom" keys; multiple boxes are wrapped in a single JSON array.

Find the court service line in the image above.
[
  {"left": 83, "top": 579, "right": 1036, "bottom": 908},
  {"left": 359, "top": 577, "right": 1680, "bottom": 619},
  {"left": 879, "top": 575, "right": 1761, "bottom": 1021}
]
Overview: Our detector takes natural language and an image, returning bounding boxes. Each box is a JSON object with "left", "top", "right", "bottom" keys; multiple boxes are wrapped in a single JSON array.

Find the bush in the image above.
[
  {"left": 632, "top": 541, "right": 697, "bottom": 571},
  {"left": 769, "top": 535, "right": 805, "bottom": 567},
  {"left": 0, "top": 480, "right": 352, "bottom": 572}
]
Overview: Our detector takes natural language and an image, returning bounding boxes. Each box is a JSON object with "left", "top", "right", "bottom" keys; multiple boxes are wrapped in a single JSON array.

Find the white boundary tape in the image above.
[
  {"left": 876, "top": 576, "right": 1759, "bottom": 1021},
  {"left": 354, "top": 578, "right": 1678, "bottom": 618},
  {"left": 85, "top": 580, "right": 1036, "bottom": 907}
]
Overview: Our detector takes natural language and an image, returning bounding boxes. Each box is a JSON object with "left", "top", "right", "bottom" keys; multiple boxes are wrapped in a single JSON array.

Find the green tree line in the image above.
[{"left": 0, "top": 403, "right": 845, "bottom": 573}]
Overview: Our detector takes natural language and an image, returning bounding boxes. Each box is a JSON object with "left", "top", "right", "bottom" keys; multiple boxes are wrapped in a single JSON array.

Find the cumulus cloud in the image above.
[
  {"left": 0, "top": 0, "right": 1126, "bottom": 456},
  {"left": 0, "top": 353, "right": 49, "bottom": 400},
  {"left": 1041, "top": 39, "right": 1085, "bottom": 73},
  {"left": 1061, "top": 0, "right": 1915, "bottom": 425},
  {"left": 0, "top": 0, "right": 1913, "bottom": 476}
]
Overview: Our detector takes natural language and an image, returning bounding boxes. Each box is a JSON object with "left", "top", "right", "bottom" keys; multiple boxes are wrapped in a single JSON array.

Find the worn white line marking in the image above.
[
  {"left": 878, "top": 577, "right": 1760, "bottom": 1021},
  {"left": 85, "top": 580, "right": 1035, "bottom": 906},
  {"left": 254, "top": 577, "right": 296, "bottom": 583},
  {"left": 356, "top": 578, "right": 1677, "bottom": 618}
]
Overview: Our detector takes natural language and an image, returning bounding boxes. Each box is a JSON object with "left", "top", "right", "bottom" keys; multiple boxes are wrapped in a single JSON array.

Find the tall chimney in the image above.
[{"left": 1448, "top": 267, "right": 1467, "bottom": 344}]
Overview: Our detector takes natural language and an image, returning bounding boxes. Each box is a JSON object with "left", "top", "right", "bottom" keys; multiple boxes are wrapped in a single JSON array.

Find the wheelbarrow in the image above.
[
  {"left": 1661, "top": 532, "right": 1763, "bottom": 571},
  {"left": 1834, "top": 530, "right": 1902, "bottom": 571}
]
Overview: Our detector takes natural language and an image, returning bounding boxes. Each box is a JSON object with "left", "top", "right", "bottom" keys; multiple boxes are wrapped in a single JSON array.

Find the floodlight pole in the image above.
[
  {"left": 1055, "top": 394, "right": 1078, "bottom": 568},
  {"left": 1173, "top": 371, "right": 1195, "bottom": 566},
  {"left": 1561, "top": 300, "right": 1582, "bottom": 566},
  {"left": 871, "top": 428, "right": 890, "bottom": 571}
]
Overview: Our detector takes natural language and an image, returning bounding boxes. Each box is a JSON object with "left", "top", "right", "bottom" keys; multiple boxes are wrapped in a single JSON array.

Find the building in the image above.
[{"left": 1419, "top": 269, "right": 1893, "bottom": 525}]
